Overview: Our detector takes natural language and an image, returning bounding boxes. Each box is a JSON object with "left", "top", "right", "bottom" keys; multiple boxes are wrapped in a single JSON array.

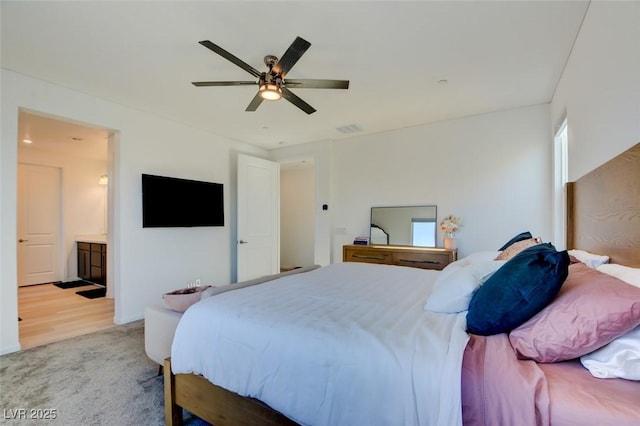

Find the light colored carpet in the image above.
[{"left": 0, "top": 321, "right": 208, "bottom": 425}]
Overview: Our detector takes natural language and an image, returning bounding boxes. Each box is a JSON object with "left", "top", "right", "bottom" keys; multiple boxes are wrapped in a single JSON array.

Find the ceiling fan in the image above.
[{"left": 192, "top": 36, "right": 349, "bottom": 115}]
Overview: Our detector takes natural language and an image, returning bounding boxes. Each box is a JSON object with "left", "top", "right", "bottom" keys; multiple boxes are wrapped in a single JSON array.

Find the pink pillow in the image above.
[
  {"left": 509, "top": 263, "right": 640, "bottom": 362},
  {"left": 163, "top": 285, "right": 212, "bottom": 312}
]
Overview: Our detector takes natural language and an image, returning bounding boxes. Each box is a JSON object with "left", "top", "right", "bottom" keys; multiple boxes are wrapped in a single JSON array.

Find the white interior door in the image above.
[
  {"left": 237, "top": 154, "right": 280, "bottom": 282},
  {"left": 17, "top": 163, "right": 62, "bottom": 286}
]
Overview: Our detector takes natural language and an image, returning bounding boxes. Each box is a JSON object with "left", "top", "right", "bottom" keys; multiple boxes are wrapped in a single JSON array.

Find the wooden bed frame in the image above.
[
  {"left": 566, "top": 142, "right": 640, "bottom": 267},
  {"left": 163, "top": 358, "right": 296, "bottom": 426},
  {"left": 164, "top": 142, "right": 640, "bottom": 426}
]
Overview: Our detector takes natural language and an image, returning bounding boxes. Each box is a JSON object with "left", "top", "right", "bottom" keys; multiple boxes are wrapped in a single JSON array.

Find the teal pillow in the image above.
[
  {"left": 467, "top": 243, "right": 570, "bottom": 336},
  {"left": 498, "top": 231, "right": 532, "bottom": 251}
]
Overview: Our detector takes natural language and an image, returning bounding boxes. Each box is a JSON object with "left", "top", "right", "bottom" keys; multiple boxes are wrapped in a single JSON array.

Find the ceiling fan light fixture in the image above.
[
  {"left": 259, "top": 82, "right": 282, "bottom": 101},
  {"left": 193, "top": 37, "right": 348, "bottom": 114}
]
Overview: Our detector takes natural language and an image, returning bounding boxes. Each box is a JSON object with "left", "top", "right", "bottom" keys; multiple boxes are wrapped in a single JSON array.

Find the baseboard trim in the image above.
[
  {"left": 113, "top": 312, "right": 144, "bottom": 325},
  {"left": 1, "top": 343, "right": 22, "bottom": 355}
]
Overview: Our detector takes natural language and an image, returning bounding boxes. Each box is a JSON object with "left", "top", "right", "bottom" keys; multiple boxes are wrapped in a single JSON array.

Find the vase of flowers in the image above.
[{"left": 440, "top": 215, "right": 462, "bottom": 250}]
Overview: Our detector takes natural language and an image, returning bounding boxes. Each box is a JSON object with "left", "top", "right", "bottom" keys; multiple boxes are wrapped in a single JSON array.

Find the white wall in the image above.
[
  {"left": 18, "top": 146, "right": 107, "bottom": 282},
  {"left": 1, "top": 70, "right": 267, "bottom": 354},
  {"left": 330, "top": 104, "right": 552, "bottom": 261},
  {"left": 280, "top": 166, "right": 315, "bottom": 268},
  {"left": 551, "top": 1, "right": 640, "bottom": 181}
]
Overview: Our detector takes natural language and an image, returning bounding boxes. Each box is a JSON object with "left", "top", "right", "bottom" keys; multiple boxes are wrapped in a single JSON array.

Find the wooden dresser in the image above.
[{"left": 343, "top": 245, "right": 457, "bottom": 271}]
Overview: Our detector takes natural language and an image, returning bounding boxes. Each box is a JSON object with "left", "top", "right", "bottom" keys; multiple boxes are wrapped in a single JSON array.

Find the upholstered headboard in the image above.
[{"left": 566, "top": 143, "right": 640, "bottom": 267}]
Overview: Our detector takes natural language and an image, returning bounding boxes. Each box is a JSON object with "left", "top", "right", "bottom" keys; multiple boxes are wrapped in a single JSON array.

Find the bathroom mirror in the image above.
[{"left": 370, "top": 205, "right": 437, "bottom": 247}]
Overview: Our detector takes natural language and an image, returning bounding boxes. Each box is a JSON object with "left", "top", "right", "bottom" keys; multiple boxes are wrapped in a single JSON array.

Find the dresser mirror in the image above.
[{"left": 370, "top": 205, "right": 437, "bottom": 247}]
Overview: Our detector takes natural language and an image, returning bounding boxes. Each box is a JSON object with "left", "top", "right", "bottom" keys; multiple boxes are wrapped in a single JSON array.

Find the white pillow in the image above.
[
  {"left": 596, "top": 264, "right": 640, "bottom": 288},
  {"left": 568, "top": 249, "right": 609, "bottom": 269},
  {"left": 580, "top": 325, "right": 640, "bottom": 380},
  {"left": 459, "top": 251, "right": 502, "bottom": 265},
  {"left": 425, "top": 260, "right": 506, "bottom": 313},
  {"left": 434, "top": 251, "right": 502, "bottom": 295},
  {"left": 440, "top": 251, "right": 501, "bottom": 274}
]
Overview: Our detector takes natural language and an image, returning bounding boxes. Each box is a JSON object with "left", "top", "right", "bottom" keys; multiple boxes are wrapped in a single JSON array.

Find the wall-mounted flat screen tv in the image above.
[{"left": 142, "top": 173, "right": 224, "bottom": 227}]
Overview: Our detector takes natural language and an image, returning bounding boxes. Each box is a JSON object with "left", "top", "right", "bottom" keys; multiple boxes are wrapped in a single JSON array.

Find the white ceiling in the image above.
[
  {"left": 18, "top": 111, "right": 109, "bottom": 161},
  {"left": 2, "top": 1, "right": 589, "bottom": 150}
]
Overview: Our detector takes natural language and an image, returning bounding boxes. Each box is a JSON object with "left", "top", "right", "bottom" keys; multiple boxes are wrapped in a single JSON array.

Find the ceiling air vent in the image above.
[{"left": 335, "top": 124, "right": 362, "bottom": 135}]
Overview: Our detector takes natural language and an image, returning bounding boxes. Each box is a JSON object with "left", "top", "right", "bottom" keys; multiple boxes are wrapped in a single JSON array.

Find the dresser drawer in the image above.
[
  {"left": 344, "top": 247, "right": 392, "bottom": 264},
  {"left": 343, "top": 245, "right": 455, "bottom": 270},
  {"left": 392, "top": 251, "right": 451, "bottom": 270}
]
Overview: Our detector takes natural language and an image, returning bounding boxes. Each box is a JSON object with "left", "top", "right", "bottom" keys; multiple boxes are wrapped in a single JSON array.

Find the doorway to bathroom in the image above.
[{"left": 16, "top": 110, "right": 115, "bottom": 349}]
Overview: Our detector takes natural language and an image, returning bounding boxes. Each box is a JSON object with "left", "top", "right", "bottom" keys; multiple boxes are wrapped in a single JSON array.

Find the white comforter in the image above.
[{"left": 171, "top": 262, "right": 469, "bottom": 426}]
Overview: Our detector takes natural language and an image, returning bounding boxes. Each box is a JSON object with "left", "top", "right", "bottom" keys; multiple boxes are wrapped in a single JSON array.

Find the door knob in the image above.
[
  {"left": 18, "top": 239, "right": 28, "bottom": 243},
  {"left": 239, "top": 240, "right": 248, "bottom": 244}
]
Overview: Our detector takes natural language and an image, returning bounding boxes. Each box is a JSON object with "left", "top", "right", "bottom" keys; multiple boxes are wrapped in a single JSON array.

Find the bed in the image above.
[{"left": 164, "top": 142, "right": 640, "bottom": 426}]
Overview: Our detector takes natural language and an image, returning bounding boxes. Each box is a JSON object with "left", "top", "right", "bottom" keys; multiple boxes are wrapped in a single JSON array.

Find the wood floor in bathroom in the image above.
[{"left": 18, "top": 282, "right": 114, "bottom": 350}]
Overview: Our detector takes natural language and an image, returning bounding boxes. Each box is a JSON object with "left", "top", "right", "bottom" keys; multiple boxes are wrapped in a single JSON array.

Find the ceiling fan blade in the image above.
[
  {"left": 199, "top": 40, "right": 261, "bottom": 78},
  {"left": 281, "top": 87, "right": 316, "bottom": 114},
  {"left": 273, "top": 37, "right": 311, "bottom": 77},
  {"left": 284, "top": 79, "right": 349, "bottom": 90},
  {"left": 192, "top": 81, "right": 257, "bottom": 87},
  {"left": 245, "top": 92, "right": 264, "bottom": 112}
]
